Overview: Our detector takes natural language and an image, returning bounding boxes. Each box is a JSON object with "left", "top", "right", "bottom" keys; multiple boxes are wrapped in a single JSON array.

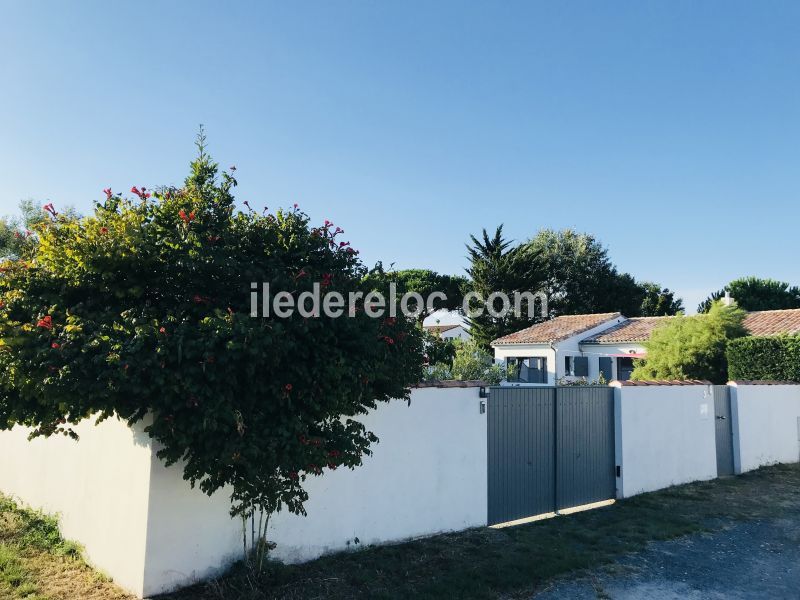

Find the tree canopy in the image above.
[
  {"left": 525, "top": 229, "right": 683, "bottom": 318},
  {"left": 363, "top": 267, "right": 468, "bottom": 321},
  {"left": 639, "top": 282, "right": 684, "bottom": 316},
  {"left": 698, "top": 276, "right": 800, "bottom": 313},
  {"left": 631, "top": 301, "right": 747, "bottom": 384},
  {"left": 465, "top": 225, "right": 545, "bottom": 348},
  {"left": 0, "top": 136, "right": 424, "bottom": 526}
]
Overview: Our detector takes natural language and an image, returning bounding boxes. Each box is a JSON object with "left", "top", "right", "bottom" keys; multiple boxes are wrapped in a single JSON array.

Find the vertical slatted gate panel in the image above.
[
  {"left": 487, "top": 387, "right": 555, "bottom": 525},
  {"left": 713, "top": 385, "right": 735, "bottom": 476},
  {"left": 555, "top": 387, "right": 616, "bottom": 511}
]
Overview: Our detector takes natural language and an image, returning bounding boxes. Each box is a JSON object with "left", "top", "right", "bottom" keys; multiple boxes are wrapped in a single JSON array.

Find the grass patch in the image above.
[
  {"left": 161, "top": 463, "right": 800, "bottom": 600},
  {"left": 0, "top": 495, "right": 132, "bottom": 600}
]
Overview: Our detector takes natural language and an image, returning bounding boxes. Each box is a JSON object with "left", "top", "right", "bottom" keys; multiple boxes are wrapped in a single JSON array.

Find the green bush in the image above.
[
  {"left": 425, "top": 338, "right": 511, "bottom": 385},
  {"left": 0, "top": 136, "right": 424, "bottom": 523},
  {"left": 727, "top": 335, "right": 800, "bottom": 382},
  {"left": 631, "top": 301, "right": 747, "bottom": 384}
]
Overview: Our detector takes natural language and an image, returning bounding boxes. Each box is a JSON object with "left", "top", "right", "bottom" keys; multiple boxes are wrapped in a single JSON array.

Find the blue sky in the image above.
[{"left": 2, "top": 1, "right": 799, "bottom": 313}]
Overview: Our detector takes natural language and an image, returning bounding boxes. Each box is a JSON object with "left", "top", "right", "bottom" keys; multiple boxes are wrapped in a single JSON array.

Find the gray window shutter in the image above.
[
  {"left": 599, "top": 357, "right": 613, "bottom": 381},
  {"left": 574, "top": 356, "right": 589, "bottom": 377}
]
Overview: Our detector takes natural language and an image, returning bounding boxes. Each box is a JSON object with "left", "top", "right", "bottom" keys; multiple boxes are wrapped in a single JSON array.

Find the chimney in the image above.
[{"left": 722, "top": 290, "right": 734, "bottom": 307}]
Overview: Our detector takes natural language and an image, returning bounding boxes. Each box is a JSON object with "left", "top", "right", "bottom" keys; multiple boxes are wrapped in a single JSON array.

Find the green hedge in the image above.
[{"left": 727, "top": 335, "right": 800, "bottom": 382}]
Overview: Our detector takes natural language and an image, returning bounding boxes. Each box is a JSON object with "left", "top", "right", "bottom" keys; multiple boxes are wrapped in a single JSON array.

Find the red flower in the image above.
[
  {"left": 131, "top": 186, "right": 150, "bottom": 200},
  {"left": 327, "top": 449, "right": 340, "bottom": 457},
  {"left": 36, "top": 315, "right": 53, "bottom": 330},
  {"left": 339, "top": 241, "right": 349, "bottom": 248},
  {"left": 159, "top": 327, "right": 166, "bottom": 334},
  {"left": 103, "top": 188, "right": 112, "bottom": 199},
  {"left": 321, "top": 273, "right": 333, "bottom": 288},
  {"left": 380, "top": 335, "right": 395, "bottom": 345},
  {"left": 327, "top": 463, "right": 338, "bottom": 470},
  {"left": 293, "top": 203, "right": 299, "bottom": 209},
  {"left": 289, "top": 471, "right": 299, "bottom": 480},
  {"left": 285, "top": 383, "right": 293, "bottom": 392},
  {"left": 99, "top": 227, "right": 109, "bottom": 234},
  {"left": 324, "top": 220, "right": 331, "bottom": 227},
  {"left": 43, "top": 203, "right": 57, "bottom": 217},
  {"left": 51, "top": 342, "right": 60, "bottom": 349}
]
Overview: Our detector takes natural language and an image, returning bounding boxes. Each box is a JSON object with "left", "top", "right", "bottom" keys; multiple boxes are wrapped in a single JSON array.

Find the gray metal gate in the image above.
[
  {"left": 487, "top": 387, "right": 555, "bottom": 524},
  {"left": 487, "top": 386, "right": 615, "bottom": 526},
  {"left": 713, "top": 385, "right": 735, "bottom": 476},
  {"left": 556, "top": 387, "right": 616, "bottom": 510}
]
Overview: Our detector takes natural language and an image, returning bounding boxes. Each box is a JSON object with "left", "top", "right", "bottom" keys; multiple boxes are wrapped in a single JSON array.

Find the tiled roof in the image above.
[
  {"left": 424, "top": 324, "right": 461, "bottom": 334},
  {"left": 414, "top": 380, "right": 487, "bottom": 388},
  {"left": 585, "top": 308, "right": 800, "bottom": 345},
  {"left": 729, "top": 380, "right": 800, "bottom": 386},
  {"left": 582, "top": 316, "right": 672, "bottom": 344},
  {"left": 611, "top": 379, "right": 711, "bottom": 387},
  {"left": 491, "top": 313, "right": 621, "bottom": 346},
  {"left": 743, "top": 309, "right": 800, "bottom": 337},
  {"left": 495, "top": 308, "right": 800, "bottom": 348}
]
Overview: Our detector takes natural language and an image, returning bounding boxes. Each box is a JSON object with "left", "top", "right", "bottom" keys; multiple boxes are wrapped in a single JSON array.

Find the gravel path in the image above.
[{"left": 535, "top": 516, "right": 800, "bottom": 599}]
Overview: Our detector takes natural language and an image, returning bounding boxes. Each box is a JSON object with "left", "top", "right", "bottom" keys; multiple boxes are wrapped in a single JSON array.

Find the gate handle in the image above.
[{"left": 716, "top": 415, "right": 726, "bottom": 420}]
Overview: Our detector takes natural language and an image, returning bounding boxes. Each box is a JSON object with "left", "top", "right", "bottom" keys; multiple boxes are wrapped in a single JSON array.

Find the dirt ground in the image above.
[{"left": 536, "top": 511, "right": 800, "bottom": 599}]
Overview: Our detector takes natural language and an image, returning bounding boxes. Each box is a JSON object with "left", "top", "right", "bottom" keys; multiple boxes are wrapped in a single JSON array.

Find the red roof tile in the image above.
[
  {"left": 582, "top": 316, "right": 672, "bottom": 344},
  {"left": 492, "top": 313, "right": 621, "bottom": 345},
  {"left": 611, "top": 379, "right": 711, "bottom": 386},
  {"left": 424, "top": 324, "right": 462, "bottom": 335},
  {"left": 743, "top": 309, "right": 800, "bottom": 337}
]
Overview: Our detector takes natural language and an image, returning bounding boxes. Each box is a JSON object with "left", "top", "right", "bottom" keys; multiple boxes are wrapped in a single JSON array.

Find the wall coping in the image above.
[
  {"left": 413, "top": 380, "right": 488, "bottom": 389},
  {"left": 609, "top": 379, "right": 711, "bottom": 387},
  {"left": 727, "top": 380, "right": 800, "bottom": 386}
]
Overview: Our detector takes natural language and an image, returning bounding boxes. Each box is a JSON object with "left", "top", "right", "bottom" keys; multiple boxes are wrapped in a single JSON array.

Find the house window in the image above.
[
  {"left": 617, "top": 357, "right": 635, "bottom": 381},
  {"left": 564, "top": 356, "right": 589, "bottom": 377},
  {"left": 506, "top": 357, "right": 547, "bottom": 384}
]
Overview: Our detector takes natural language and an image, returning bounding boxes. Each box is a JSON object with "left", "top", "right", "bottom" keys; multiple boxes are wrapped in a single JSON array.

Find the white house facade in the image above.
[
  {"left": 491, "top": 313, "right": 627, "bottom": 386},
  {"left": 492, "top": 308, "right": 800, "bottom": 386}
]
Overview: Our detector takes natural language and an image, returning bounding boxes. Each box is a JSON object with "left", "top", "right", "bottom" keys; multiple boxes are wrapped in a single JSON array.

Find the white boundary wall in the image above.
[
  {"left": 0, "top": 385, "right": 488, "bottom": 598},
  {"left": 730, "top": 383, "right": 800, "bottom": 473},
  {"left": 0, "top": 416, "right": 153, "bottom": 596},
  {"left": 612, "top": 383, "right": 717, "bottom": 498}
]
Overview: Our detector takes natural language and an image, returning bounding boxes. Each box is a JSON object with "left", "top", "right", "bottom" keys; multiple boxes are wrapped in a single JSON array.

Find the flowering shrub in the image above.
[{"left": 0, "top": 138, "right": 423, "bottom": 523}]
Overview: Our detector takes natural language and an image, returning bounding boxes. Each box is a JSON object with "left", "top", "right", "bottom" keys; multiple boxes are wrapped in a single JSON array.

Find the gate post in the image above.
[
  {"left": 728, "top": 382, "right": 743, "bottom": 474},
  {"left": 611, "top": 382, "right": 624, "bottom": 498}
]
